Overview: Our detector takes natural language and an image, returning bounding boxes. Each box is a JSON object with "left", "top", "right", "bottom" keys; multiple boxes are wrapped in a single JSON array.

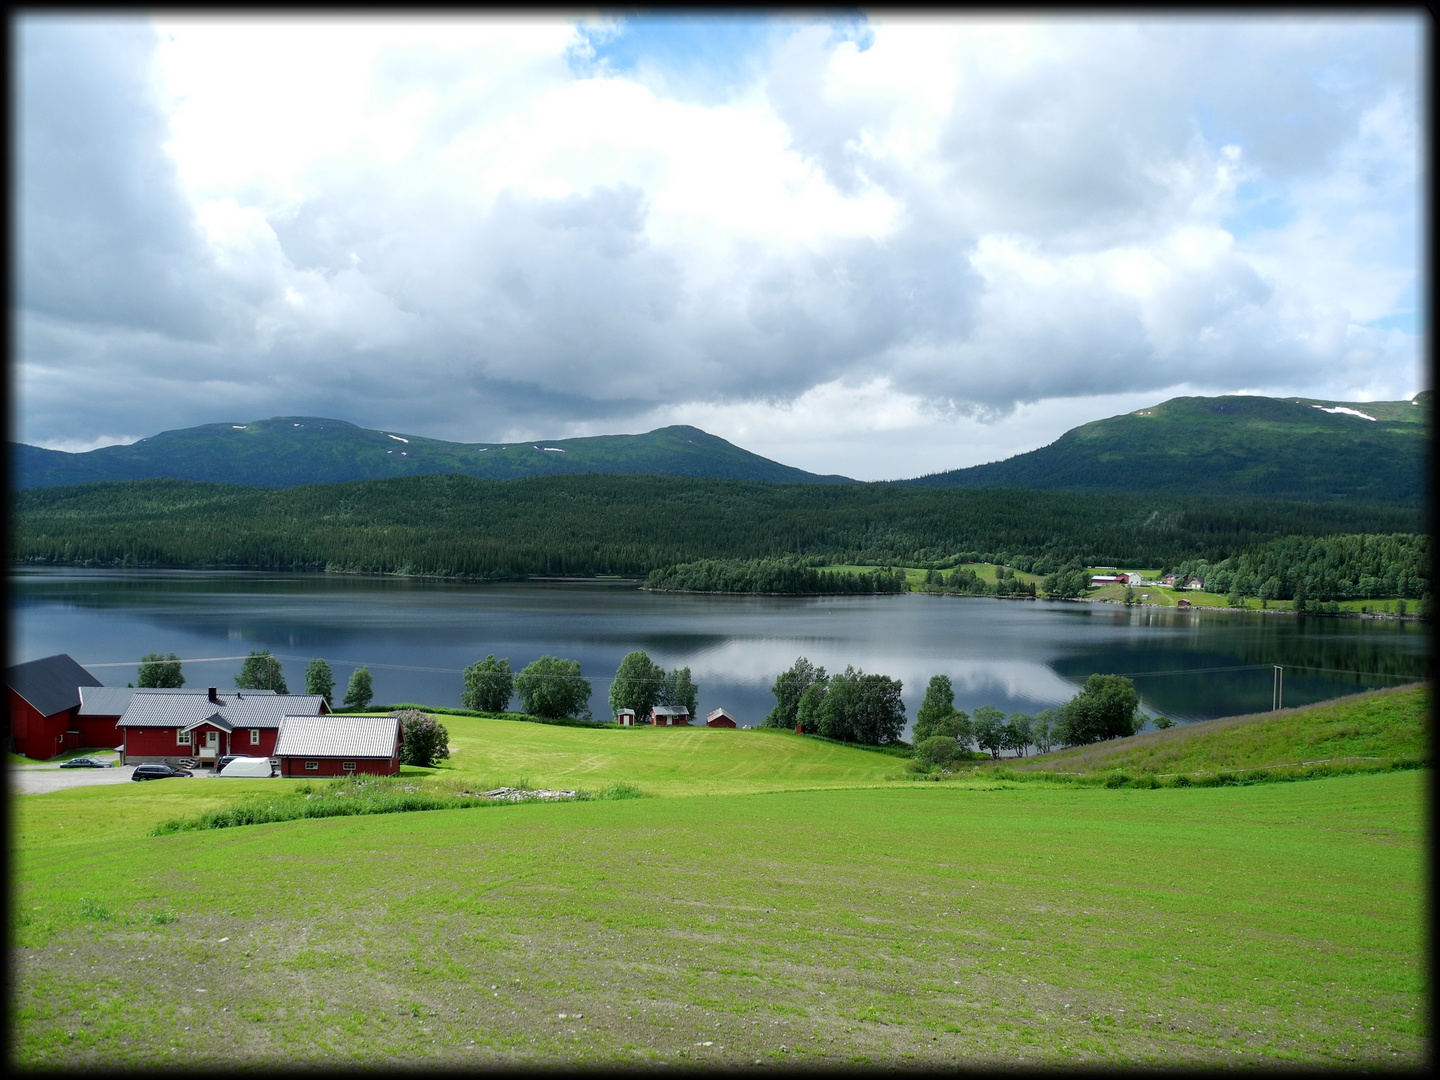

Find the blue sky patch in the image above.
[
  {"left": 1222, "top": 180, "right": 1296, "bottom": 238},
  {"left": 569, "top": 14, "right": 783, "bottom": 100}
]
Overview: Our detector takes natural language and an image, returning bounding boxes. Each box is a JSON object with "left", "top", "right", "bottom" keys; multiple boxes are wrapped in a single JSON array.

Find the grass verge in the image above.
[{"left": 148, "top": 775, "right": 647, "bottom": 835}]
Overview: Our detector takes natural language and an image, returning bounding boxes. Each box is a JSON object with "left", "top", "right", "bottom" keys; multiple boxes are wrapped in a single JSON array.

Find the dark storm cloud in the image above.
[{"left": 17, "top": 18, "right": 246, "bottom": 340}]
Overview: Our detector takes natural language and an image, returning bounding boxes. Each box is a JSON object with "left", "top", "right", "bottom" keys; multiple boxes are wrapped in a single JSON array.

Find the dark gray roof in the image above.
[
  {"left": 117, "top": 692, "right": 327, "bottom": 729},
  {"left": 117, "top": 696, "right": 222, "bottom": 728},
  {"left": 222, "top": 695, "right": 326, "bottom": 728},
  {"left": 4, "top": 654, "right": 102, "bottom": 718},
  {"left": 77, "top": 686, "right": 198, "bottom": 716},
  {"left": 274, "top": 715, "right": 400, "bottom": 758}
]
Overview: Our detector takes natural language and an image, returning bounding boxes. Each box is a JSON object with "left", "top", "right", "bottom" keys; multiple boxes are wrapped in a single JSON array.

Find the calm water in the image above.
[{"left": 8, "top": 568, "right": 1429, "bottom": 736}]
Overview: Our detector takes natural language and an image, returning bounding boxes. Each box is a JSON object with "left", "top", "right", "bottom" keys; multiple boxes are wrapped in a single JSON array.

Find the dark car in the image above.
[
  {"left": 215, "top": 755, "right": 242, "bottom": 773},
  {"left": 59, "top": 756, "right": 108, "bottom": 769},
  {"left": 131, "top": 763, "right": 193, "bottom": 781}
]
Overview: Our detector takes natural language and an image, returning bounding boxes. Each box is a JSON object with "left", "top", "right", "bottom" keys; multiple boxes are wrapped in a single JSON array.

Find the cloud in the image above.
[{"left": 13, "top": 14, "right": 1423, "bottom": 478}]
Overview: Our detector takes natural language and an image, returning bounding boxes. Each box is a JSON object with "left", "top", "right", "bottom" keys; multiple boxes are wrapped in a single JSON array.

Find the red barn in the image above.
[
  {"left": 117, "top": 688, "right": 328, "bottom": 767},
  {"left": 4, "top": 654, "right": 103, "bottom": 760},
  {"left": 705, "top": 708, "right": 737, "bottom": 728},
  {"left": 650, "top": 705, "right": 691, "bottom": 726},
  {"left": 274, "top": 715, "right": 402, "bottom": 777},
  {"left": 76, "top": 686, "right": 198, "bottom": 752}
]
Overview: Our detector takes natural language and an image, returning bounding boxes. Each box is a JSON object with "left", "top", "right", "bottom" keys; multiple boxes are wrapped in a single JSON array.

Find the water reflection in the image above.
[{"left": 9, "top": 568, "right": 1428, "bottom": 736}]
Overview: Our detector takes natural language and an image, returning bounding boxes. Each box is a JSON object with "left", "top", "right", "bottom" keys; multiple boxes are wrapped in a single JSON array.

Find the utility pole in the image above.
[{"left": 1272, "top": 665, "right": 1283, "bottom": 711}]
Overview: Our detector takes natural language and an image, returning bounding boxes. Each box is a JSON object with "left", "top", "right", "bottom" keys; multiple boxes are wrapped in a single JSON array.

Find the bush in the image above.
[
  {"left": 138, "top": 652, "right": 185, "bottom": 688},
  {"left": 1056, "top": 674, "right": 1141, "bottom": 745},
  {"left": 236, "top": 650, "right": 287, "bottom": 693},
  {"left": 305, "top": 658, "right": 335, "bottom": 705},
  {"left": 397, "top": 709, "right": 450, "bottom": 768},
  {"left": 462, "top": 655, "right": 514, "bottom": 712},
  {"left": 343, "top": 666, "right": 374, "bottom": 710},
  {"left": 609, "top": 651, "right": 664, "bottom": 719},
  {"left": 915, "top": 735, "right": 963, "bottom": 769},
  {"left": 515, "top": 656, "right": 592, "bottom": 721}
]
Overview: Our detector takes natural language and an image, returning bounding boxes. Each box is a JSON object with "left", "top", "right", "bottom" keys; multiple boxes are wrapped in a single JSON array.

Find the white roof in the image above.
[
  {"left": 274, "top": 715, "right": 400, "bottom": 759},
  {"left": 652, "top": 705, "right": 690, "bottom": 716}
]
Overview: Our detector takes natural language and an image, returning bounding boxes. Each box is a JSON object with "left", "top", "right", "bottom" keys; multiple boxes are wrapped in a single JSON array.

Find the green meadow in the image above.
[{"left": 11, "top": 691, "right": 1428, "bottom": 1067}]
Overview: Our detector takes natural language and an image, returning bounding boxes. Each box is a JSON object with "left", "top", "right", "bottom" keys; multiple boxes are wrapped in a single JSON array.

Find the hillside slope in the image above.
[
  {"left": 897, "top": 394, "right": 1428, "bottom": 504},
  {"left": 11, "top": 417, "right": 853, "bottom": 490},
  {"left": 1006, "top": 683, "right": 1427, "bottom": 778}
]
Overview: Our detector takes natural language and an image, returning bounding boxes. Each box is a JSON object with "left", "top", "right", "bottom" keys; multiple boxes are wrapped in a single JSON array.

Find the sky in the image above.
[{"left": 13, "top": 12, "right": 1426, "bottom": 480}]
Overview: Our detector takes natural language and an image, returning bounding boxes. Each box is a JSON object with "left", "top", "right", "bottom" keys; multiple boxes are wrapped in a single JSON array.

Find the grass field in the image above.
[
  {"left": 995, "top": 684, "right": 1427, "bottom": 780},
  {"left": 10, "top": 695, "right": 1429, "bottom": 1067}
]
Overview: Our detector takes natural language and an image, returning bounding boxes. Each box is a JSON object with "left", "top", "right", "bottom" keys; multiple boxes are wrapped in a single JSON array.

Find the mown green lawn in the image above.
[
  {"left": 428, "top": 718, "right": 903, "bottom": 798},
  {"left": 12, "top": 757, "right": 1426, "bottom": 1067}
]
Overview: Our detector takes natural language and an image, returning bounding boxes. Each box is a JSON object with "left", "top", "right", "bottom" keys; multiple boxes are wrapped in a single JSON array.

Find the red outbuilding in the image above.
[
  {"left": 705, "top": 708, "right": 737, "bottom": 728},
  {"left": 274, "top": 715, "right": 402, "bottom": 777},
  {"left": 76, "top": 686, "right": 198, "bottom": 752},
  {"left": 4, "top": 654, "right": 103, "bottom": 760}
]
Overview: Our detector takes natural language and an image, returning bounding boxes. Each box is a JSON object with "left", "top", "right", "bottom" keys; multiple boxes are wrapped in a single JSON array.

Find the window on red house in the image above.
[{"left": 250, "top": 729, "right": 260, "bottom": 745}]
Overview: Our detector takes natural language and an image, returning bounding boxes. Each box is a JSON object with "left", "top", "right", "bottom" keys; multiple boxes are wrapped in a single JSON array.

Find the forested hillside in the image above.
[
  {"left": 898, "top": 394, "right": 1428, "bottom": 504},
  {"left": 11, "top": 474, "right": 1422, "bottom": 580},
  {"left": 11, "top": 417, "right": 853, "bottom": 490},
  {"left": 1174, "top": 533, "right": 1431, "bottom": 603}
]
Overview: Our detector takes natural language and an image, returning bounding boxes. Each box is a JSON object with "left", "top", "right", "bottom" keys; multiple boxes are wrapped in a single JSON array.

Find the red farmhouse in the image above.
[
  {"left": 4, "top": 654, "right": 103, "bottom": 759},
  {"left": 705, "top": 708, "right": 738, "bottom": 728},
  {"left": 118, "top": 688, "right": 329, "bottom": 767},
  {"left": 274, "top": 715, "right": 402, "bottom": 777}
]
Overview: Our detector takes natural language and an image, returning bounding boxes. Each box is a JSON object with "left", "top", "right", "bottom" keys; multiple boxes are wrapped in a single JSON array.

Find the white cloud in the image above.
[{"left": 14, "top": 13, "right": 1423, "bottom": 469}]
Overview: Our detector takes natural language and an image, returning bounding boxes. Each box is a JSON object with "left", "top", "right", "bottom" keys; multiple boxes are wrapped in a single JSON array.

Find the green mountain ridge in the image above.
[
  {"left": 894, "top": 394, "right": 1428, "bottom": 504},
  {"left": 11, "top": 417, "right": 854, "bottom": 490}
]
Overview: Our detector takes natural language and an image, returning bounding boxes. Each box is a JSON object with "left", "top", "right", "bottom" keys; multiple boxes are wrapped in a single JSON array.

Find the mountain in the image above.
[
  {"left": 893, "top": 394, "right": 1429, "bottom": 505},
  {"left": 10, "top": 418, "right": 854, "bottom": 490}
]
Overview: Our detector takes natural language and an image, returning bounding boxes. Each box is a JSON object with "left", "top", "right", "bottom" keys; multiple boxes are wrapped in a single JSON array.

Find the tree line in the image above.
[
  {"left": 645, "top": 558, "right": 906, "bottom": 594},
  {"left": 1171, "top": 533, "right": 1430, "bottom": 606},
  {"left": 916, "top": 564, "right": 1038, "bottom": 597},
  {"left": 12, "top": 474, "right": 1422, "bottom": 580},
  {"left": 761, "top": 657, "right": 1162, "bottom": 756}
]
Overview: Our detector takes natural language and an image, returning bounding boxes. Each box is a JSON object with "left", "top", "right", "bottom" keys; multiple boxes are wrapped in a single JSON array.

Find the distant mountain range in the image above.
[
  {"left": 893, "top": 394, "right": 1429, "bottom": 505},
  {"left": 10, "top": 393, "right": 1428, "bottom": 505},
  {"left": 11, "top": 418, "right": 854, "bottom": 490}
]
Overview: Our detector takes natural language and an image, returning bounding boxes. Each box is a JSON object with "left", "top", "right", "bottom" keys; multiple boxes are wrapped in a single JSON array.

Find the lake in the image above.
[{"left": 8, "top": 568, "right": 1429, "bottom": 736}]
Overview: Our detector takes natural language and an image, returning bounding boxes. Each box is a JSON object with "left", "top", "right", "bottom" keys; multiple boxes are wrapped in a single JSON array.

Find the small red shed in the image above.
[
  {"left": 705, "top": 708, "right": 737, "bottom": 728},
  {"left": 274, "top": 715, "right": 402, "bottom": 777}
]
